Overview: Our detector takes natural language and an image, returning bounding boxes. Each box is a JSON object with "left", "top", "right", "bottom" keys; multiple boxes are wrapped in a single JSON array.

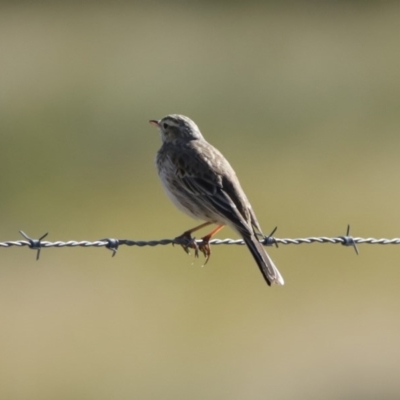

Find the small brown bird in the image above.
[{"left": 150, "top": 114, "right": 284, "bottom": 286}]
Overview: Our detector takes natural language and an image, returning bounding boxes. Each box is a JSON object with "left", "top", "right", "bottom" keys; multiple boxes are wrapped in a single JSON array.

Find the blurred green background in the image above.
[{"left": 1, "top": 1, "right": 400, "bottom": 399}]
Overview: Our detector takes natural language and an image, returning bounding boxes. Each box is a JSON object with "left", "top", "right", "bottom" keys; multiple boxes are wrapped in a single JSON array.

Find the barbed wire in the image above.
[{"left": 0, "top": 226, "right": 399, "bottom": 260}]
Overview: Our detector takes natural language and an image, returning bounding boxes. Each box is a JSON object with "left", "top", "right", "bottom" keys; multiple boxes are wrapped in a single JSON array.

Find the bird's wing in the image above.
[
  {"left": 173, "top": 141, "right": 253, "bottom": 233},
  {"left": 181, "top": 174, "right": 250, "bottom": 232}
]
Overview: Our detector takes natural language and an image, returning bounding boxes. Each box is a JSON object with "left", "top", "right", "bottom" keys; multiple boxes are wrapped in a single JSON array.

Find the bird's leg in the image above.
[
  {"left": 199, "top": 225, "right": 225, "bottom": 264},
  {"left": 174, "top": 222, "right": 213, "bottom": 257}
]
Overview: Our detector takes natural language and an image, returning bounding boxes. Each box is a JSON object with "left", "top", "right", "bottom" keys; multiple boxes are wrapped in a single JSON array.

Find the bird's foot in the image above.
[
  {"left": 174, "top": 231, "right": 199, "bottom": 258},
  {"left": 198, "top": 235, "right": 212, "bottom": 264}
]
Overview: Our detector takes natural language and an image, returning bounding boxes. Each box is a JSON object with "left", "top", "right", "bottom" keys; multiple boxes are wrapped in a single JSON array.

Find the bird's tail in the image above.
[{"left": 242, "top": 234, "right": 284, "bottom": 286}]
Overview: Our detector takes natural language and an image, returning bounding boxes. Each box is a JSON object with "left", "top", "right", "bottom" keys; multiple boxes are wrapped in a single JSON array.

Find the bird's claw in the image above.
[
  {"left": 198, "top": 239, "right": 211, "bottom": 264},
  {"left": 173, "top": 232, "right": 212, "bottom": 263},
  {"left": 174, "top": 232, "right": 199, "bottom": 258}
]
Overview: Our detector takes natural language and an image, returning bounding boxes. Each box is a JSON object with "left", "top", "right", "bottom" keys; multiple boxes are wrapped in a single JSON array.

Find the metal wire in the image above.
[
  {"left": 0, "top": 226, "right": 399, "bottom": 259},
  {"left": 2, "top": 236, "right": 400, "bottom": 248}
]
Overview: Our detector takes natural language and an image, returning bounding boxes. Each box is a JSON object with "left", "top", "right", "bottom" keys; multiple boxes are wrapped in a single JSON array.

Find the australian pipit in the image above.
[{"left": 150, "top": 114, "right": 284, "bottom": 286}]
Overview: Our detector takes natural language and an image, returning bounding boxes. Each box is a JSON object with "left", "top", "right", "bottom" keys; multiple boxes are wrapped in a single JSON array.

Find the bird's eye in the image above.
[{"left": 163, "top": 123, "right": 168, "bottom": 129}]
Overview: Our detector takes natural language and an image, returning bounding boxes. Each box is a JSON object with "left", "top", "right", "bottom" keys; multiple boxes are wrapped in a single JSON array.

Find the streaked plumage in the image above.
[{"left": 151, "top": 114, "right": 284, "bottom": 286}]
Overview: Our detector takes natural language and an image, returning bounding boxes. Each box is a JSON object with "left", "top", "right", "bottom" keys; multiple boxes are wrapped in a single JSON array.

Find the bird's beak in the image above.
[{"left": 149, "top": 119, "right": 160, "bottom": 127}]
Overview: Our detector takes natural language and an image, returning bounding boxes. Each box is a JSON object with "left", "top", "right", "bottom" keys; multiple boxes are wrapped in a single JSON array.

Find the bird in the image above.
[{"left": 150, "top": 114, "right": 284, "bottom": 286}]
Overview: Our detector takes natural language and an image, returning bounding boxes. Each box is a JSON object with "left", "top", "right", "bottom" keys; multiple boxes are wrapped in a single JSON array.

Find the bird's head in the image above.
[{"left": 149, "top": 114, "right": 204, "bottom": 143}]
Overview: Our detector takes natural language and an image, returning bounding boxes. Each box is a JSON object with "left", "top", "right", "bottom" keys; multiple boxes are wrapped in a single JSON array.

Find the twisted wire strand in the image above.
[
  {"left": 0, "top": 226, "right": 398, "bottom": 260},
  {"left": 1, "top": 236, "right": 400, "bottom": 249}
]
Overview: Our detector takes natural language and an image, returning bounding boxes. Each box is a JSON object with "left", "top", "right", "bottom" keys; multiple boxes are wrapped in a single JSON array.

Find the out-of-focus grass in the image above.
[{"left": 1, "top": 2, "right": 400, "bottom": 400}]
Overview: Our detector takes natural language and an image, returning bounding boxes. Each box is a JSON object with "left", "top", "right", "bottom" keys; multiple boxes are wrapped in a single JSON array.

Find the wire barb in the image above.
[
  {"left": 100, "top": 238, "right": 119, "bottom": 257},
  {"left": 339, "top": 224, "right": 359, "bottom": 255},
  {"left": 19, "top": 230, "right": 49, "bottom": 260},
  {"left": 261, "top": 226, "right": 279, "bottom": 248}
]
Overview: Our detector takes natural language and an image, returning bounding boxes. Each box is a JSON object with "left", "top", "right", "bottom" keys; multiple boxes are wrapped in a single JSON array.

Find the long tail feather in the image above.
[{"left": 242, "top": 235, "right": 284, "bottom": 286}]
